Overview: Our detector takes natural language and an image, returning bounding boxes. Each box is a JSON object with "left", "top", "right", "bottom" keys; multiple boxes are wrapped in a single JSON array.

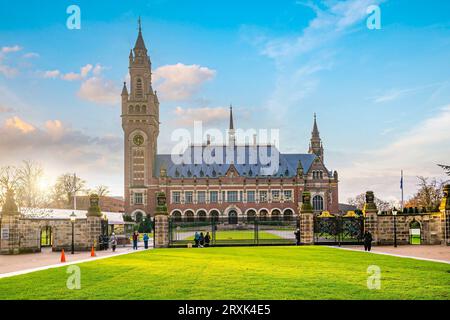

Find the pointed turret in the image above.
[
  {"left": 297, "top": 160, "right": 304, "bottom": 177},
  {"left": 228, "top": 105, "right": 236, "bottom": 145},
  {"left": 309, "top": 113, "right": 324, "bottom": 161},
  {"left": 121, "top": 82, "right": 128, "bottom": 96}
]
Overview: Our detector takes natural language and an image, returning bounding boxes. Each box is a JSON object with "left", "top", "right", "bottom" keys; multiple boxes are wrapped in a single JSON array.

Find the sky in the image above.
[{"left": 0, "top": 0, "right": 449, "bottom": 202}]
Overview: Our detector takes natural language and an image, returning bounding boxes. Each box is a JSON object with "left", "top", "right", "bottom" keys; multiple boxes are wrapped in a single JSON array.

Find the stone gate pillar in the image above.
[
  {"left": 439, "top": 185, "right": 450, "bottom": 246},
  {"left": 299, "top": 191, "right": 314, "bottom": 245},
  {"left": 0, "top": 190, "right": 21, "bottom": 255},
  {"left": 363, "top": 191, "right": 378, "bottom": 244},
  {"left": 86, "top": 194, "right": 102, "bottom": 250},
  {"left": 154, "top": 192, "right": 169, "bottom": 248}
]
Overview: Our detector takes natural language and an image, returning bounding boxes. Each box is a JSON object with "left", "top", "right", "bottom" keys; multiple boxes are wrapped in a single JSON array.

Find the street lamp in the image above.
[
  {"left": 70, "top": 212, "right": 77, "bottom": 254},
  {"left": 392, "top": 208, "right": 398, "bottom": 248}
]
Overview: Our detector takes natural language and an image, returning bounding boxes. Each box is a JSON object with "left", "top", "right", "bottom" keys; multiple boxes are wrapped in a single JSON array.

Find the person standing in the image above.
[
  {"left": 143, "top": 233, "right": 149, "bottom": 249},
  {"left": 294, "top": 228, "right": 301, "bottom": 246},
  {"left": 110, "top": 232, "right": 117, "bottom": 252},
  {"left": 132, "top": 231, "right": 139, "bottom": 250},
  {"left": 204, "top": 232, "right": 211, "bottom": 247},
  {"left": 199, "top": 232, "right": 205, "bottom": 248},
  {"left": 363, "top": 230, "right": 373, "bottom": 252},
  {"left": 194, "top": 232, "right": 200, "bottom": 247}
]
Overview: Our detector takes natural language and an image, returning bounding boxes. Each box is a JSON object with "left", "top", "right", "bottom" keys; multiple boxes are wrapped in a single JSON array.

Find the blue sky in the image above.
[{"left": 0, "top": 0, "right": 449, "bottom": 201}]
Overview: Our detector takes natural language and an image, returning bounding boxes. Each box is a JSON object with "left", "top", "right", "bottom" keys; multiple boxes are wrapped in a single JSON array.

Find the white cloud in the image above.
[
  {"left": 1, "top": 45, "right": 22, "bottom": 53},
  {"left": 173, "top": 106, "right": 229, "bottom": 126},
  {"left": 4, "top": 116, "right": 35, "bottom": 133},
  {"left": 23, "top": 52, "right": 39, "bottom": 59},
  {"left": 77, "top": 76, "right": 120, "bottom": 105},
  {"left": 153, "top": 63, "right": 216, "bottom": 101},
  {"left": 337, "top": 105, "right": 450, "bottom": 201},
  {"left": 43, "top": 70, "right": 61, "bottom": 79}
]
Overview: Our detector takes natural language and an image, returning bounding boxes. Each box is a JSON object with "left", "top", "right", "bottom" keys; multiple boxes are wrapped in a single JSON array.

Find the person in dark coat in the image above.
[
  {"left": 199, "top": 232, "right": 205, "bottom": 248},
  {"left": 363, "top": 230, "right": 373, "bottom": 251},
  {"left": 194, "top": 232, "right": 200, "bottom": 247},
  {"left": 294, "top": 228, "right": 301, "bottom": 245},
  {"left": 132, "top": 231, "right": 139, "bottom": 250},
  {"left": 204, "top": 232, "right": 211, "bottom": 247}
]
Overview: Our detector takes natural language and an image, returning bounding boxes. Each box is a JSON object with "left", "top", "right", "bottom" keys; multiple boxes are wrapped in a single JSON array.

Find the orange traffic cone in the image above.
[
  {"left": 60, "top": 249, "right": 66, "bottom": 263},
  {"left": 90, "top": 245, "right": 96, "bottom": 257}
]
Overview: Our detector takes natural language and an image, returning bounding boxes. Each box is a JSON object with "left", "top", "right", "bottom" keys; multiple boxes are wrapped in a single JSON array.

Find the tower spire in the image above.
[
  {"left": 229, "top": 104, "right": 234, "bottom": 130},
  {"left": 134, "top": 17, "right": 147, "bottom": 52},
  {"left": 228, "top": 104, "right": 235, "bottom": 145},
  {"left": 309, "top": 113, "right": 324, "bottom": 161}
]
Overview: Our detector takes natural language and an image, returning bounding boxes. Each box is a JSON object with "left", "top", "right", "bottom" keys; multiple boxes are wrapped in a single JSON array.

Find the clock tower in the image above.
[{"left": 122, "top": 19, "right": 160, "bottom": 216}]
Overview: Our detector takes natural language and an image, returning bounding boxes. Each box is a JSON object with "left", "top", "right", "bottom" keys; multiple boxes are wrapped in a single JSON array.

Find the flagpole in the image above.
[{"left": 401, "top": 170, "right": 404, "bottom": 211}]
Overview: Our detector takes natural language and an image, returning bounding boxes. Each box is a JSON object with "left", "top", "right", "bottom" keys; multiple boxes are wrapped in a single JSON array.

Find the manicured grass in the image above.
[
  {"left": 410, "top": 235, "right": 421, "bottom": 245},
  {"left": 184, "top": 230, "right": 283, "bottom": 240},
  {"left": 0, "top": 246, "right": 448, "bottom": 300}
]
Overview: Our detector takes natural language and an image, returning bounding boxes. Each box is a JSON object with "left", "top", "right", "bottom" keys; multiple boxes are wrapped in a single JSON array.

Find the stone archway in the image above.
[{"left": 409, "top": 220, "right": 421, "bottom": 245}]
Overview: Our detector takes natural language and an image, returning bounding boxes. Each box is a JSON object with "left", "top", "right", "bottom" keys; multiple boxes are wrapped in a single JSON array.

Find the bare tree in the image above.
[
  {"left": 93, "top": 185, "right": 110, "bottom": 197},
  {"left": 0, "top": 166, "right": 20, "bottom": 207},
  {"left": 347, "top": 193, "right": 392, "bottom": 212},
  {"left": 54, "top": 173, "right": 86, "bottom": 207},
  {"left": 407, "top": 176, "right": 448, "bottom": 211},
  {"left": 16, "top": 160, "right": 47, "bottom": 208},
  {"left": 438, "top": 164, "right": 450, "bottom": 176}
]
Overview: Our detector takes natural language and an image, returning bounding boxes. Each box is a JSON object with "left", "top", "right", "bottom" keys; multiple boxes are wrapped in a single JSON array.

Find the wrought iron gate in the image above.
[
  {"left": 169, "top": 215, "right": 299, "bottom": 247},
  {"left": 314, "top": 212, "right": 364, "bottom": 245}
]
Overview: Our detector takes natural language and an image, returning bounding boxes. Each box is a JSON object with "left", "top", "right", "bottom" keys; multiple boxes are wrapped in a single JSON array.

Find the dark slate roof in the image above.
[{"left": 155, "top": 145, "right": 317, "bottom": 178}]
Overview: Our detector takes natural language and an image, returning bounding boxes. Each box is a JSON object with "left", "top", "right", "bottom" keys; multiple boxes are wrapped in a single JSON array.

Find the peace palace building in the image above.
[{"left": 122, "top": 25, "right": 339, "bottom": 221}]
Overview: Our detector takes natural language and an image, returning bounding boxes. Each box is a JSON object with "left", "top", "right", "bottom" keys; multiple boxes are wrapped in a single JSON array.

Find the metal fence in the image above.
[
  {"left": 314, "top": 215, "right": 364, "bottom": 245},
  {"left": 169, "top": 216, "right": 300, "bottom": 247}
]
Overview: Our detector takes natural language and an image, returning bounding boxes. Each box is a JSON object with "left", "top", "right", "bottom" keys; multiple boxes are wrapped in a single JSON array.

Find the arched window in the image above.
[
  {"left": 141, "top": 105, "right": 147, "bottom": 113},
  {"left": 129, "top": 105, "right": 134, "bottom": 113},
  {"left": 185, "top": 210, "right": 194, "bottom": 222},
  {"left": 135, "top": 105, "right": 141, "bottom": 113},
  {"left": 259, "top": 209, "right": 268, "bottom": 221},
  {"left": 246, "top": 210, "right": 256, "bottom": 222},
  {"left": 197, "top": 210, "right": 207, "bottom": 222},
  {"left": 283, "top": 209, "right": 294, "bottom": 221},
  {"left": 210, "top": 210, "right": 220, "bottom": 221},
  {"left": 313, "top": 195, "right": 324, "bottom": 211},
  {"left": 172, "top": 210, "right": 182, "bottom": 222},
  {"left": 271, "top": 209, "right": 281, "bottom": 221}
]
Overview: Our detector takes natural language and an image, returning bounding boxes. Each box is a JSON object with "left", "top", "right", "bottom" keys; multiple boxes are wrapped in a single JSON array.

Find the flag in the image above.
[{"left": 400, "top": 175, "right": 403, "bottom": 189}]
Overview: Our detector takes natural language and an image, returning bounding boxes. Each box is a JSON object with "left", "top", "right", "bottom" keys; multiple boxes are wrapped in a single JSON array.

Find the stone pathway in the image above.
[
  {"left": 0, "top": 242, "right": 153, "bottom": 278},
  {"left": 337, "top": 245, "right": 450, "bottom": 264}
]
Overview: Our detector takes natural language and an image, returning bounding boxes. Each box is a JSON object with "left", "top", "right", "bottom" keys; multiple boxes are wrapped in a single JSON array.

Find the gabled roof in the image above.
[{"left": 155, "top": 145, "right": 317, "bottom": 178}]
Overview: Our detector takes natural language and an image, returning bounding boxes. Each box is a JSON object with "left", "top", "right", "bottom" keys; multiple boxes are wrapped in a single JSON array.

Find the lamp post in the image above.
[
  {"left": 70, "top": 212, "right": 76, "bottom": 254},
  {"left": 392, "top": 208, "right": 398, "bottom": 248}
]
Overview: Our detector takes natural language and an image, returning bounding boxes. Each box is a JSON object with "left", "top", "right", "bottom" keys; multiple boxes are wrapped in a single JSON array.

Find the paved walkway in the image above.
[
  {"left": 0, "top": 243, "right": 152, "bottom": 277},
  {"left": 338, "top": 245, "right": 450, "bottom": 264}
]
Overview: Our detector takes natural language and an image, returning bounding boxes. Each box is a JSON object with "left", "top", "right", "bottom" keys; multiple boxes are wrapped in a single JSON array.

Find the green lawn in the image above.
[{"left": 0, "top": 246, "right": 448, "bottom": 300}]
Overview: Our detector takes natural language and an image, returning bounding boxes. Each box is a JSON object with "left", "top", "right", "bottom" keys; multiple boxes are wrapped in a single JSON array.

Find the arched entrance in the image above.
[
  {"left": 40, "top": 226, "right": 53, "bottom": 248},
  {"left": 228, "top": 210, "right": 238, "bottom": 224},
  {"left": 409, "top": 220, "right": 421, "bottom": 245}
]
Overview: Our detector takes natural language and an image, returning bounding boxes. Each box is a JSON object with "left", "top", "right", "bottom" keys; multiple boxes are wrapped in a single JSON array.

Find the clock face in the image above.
[{"left": 133, "top": 134, "right": 144, "bottom": 146}]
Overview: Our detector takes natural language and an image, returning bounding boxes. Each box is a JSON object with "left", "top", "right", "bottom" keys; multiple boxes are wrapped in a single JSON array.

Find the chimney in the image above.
[
  {"left": 253, "top": 134, "right": 257, "bottom": 146},
  {"left": 207, "top": 134, "right": 211, "bottom": 146}
]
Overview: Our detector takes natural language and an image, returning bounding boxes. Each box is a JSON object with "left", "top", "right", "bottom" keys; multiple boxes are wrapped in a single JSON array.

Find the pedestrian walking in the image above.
[
  {"left": 132, "top": 231, "right": 139, "bottom": 250},
  {"left": 143, "top": 233, "right": 149, "bottom": 249},
  {"left": 363, "top": 230, "right": 373, "bottom": 252},
  {"left": 110, "top": 232, "right": 117, "bottom": 252}
]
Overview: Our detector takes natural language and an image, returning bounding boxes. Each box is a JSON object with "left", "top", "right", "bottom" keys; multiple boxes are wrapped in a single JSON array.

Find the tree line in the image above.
[{"left": 0, "top": 160, "right": 110, "bottom": 210}]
